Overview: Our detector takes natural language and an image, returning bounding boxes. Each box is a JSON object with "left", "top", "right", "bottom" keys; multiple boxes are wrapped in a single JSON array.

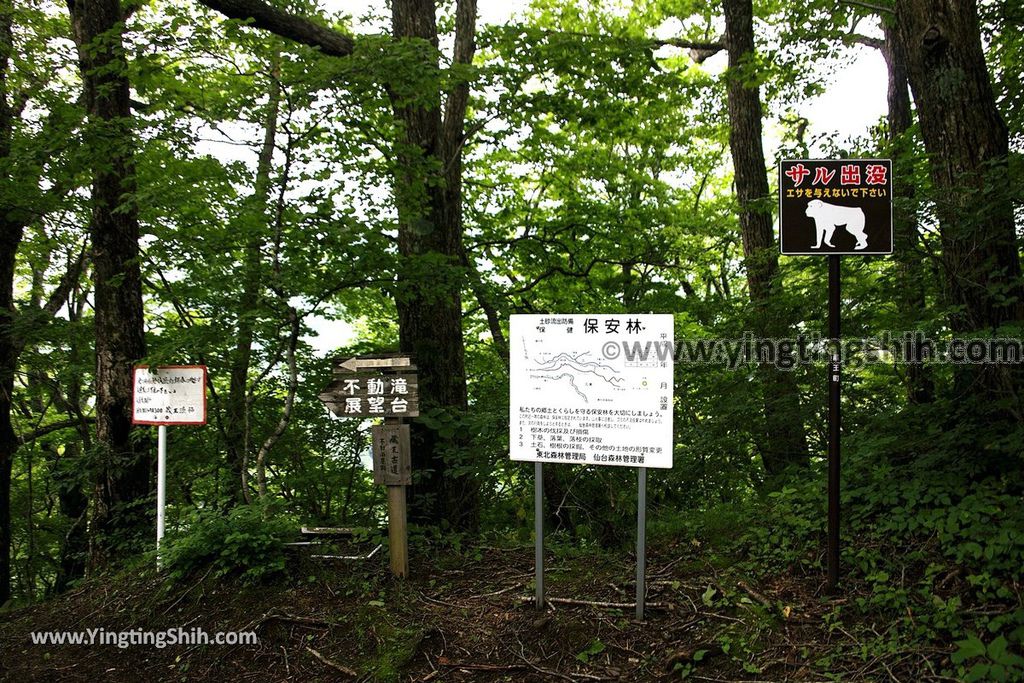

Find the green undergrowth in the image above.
[{"left": 655, "top": 411, "right": 1024, "bottom": 681}]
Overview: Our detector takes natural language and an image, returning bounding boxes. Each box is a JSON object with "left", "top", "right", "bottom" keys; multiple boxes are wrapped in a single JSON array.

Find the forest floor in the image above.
[{"left": 0, "top": 538, "right": 951, "bottom": 682}]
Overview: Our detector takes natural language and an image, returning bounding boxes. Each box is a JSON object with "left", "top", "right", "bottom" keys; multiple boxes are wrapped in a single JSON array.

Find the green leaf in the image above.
[
  {"left": 953, "top": 635, "right": 987, "bottom": 664},
  {"left": 576, "top": 639, "right": 605, "bottom": 663}
]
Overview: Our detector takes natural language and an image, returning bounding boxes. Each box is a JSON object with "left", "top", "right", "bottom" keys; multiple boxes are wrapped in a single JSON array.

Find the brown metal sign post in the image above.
[
  {"left": 320, "top": 355, "right": 417, "bottom": 579},
  {"left": 779, "top": 159, "right": 893, "bottom": 593},
  {"left": 827, "top": 255, "right": 841, "bottom": 590}
]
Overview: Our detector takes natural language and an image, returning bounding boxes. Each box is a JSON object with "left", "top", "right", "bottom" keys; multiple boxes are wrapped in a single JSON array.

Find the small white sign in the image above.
[
  {"left": 510, "top": 314, "right": 674, "bottom": 469},
  {"left": 132, "top": 366, "right": 207, "bottom": 425}
]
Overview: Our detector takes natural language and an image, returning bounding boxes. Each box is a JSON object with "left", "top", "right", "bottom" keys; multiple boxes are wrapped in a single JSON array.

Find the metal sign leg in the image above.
[
  {"left": 828, "top": 255, "right": 841, "bottom": 592},
  {"left": 157, "top": 425, "right": 167, "bottom": 570},
  {"left": 535, "top": 462, "right": 544, "bottom": 609},
  {"left": 636, "top": 466, "right": 647, "bottom": 620}
]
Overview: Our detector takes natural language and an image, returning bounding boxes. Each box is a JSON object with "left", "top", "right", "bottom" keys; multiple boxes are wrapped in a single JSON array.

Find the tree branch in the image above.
[
  {"left": 442, "top": 0, "right": 478, "bottom": 157},
  {"left": 838, "top": 0, "right": 894, "bottom": 15},
  {"left": 195, "top": 0, "right": 355, "bottom": 56},
  {"left": 42, "top": 244, "right": 89, "bottom": 317},
  {"left": 19, "top": 417, "right": 95, "bottom": 445},
  {"left": 849, "top": 33, "right": 885, "bottom": 50},
  {"left": 509, "top": 26, "right": 724, "bottom": 56}
]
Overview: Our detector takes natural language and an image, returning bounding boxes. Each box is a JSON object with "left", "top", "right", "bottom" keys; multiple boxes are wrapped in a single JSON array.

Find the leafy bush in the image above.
[
  {"left": 678, "top": 418, "right": 1024, "bottom": 680},
  {"left": 162, "top": 504, "right": 297, "bottom": 584}
]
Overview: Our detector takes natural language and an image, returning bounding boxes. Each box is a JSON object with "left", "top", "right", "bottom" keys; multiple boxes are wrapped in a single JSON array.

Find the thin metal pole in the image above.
[
  {"left": 157, "top": 425, "right": 167, "bottom": 570},
  {"left": 535, "top": 462, "right": 544, "bottom": 609},
  {"left": 636, "top": 466, "right": 647, "bottom": 620},
  {"left": 827, "top": 255, "right": 841, "bottom": 592}
]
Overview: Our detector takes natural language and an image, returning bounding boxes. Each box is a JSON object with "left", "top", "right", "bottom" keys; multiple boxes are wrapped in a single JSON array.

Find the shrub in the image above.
[{"left": 162, "top": 504, "right": 297, "bottom": 584}]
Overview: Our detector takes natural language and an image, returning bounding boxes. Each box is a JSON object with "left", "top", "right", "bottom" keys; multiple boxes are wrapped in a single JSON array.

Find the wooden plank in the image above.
[
  {"left": 330, "top": 351, "right": 413, "bottom": 367},
  {"left": 387, "top": 485, "right": 409, "bottom": 578},
  {"left": 319, "top": 368, "right": 420, "bottom": 417},
  {"left": 322, "top": 373, "right": 419, "bottom": 390},
  {"left": 300, "top": 526, "right": 355, "bottom": 536},
  {"left": 320, "top": 396, "right": 420, "bottom": 418},
  {"left": 331, "top": 367, "right": 418, "bottom": 380},
  {"left": 337, "top": 357, "right": 411, "bottom": 371},
  {"left": 371, "top": 424, "right": 411, "bottom": 485}
]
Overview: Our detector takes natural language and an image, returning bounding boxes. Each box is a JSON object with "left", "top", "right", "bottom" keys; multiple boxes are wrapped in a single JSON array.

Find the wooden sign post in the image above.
[
  {"left": 319, "top": 355, "right": 418, "bottom": 579},
  {"left": 372, "top": 420, "right": 411, "bottom": 577}
]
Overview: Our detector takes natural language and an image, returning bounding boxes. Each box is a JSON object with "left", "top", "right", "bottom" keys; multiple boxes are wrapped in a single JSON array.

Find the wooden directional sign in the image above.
[
  {"left": 779, "top": 159, "right": 893, "bottom": 255},
  {"left": 337, "top": 356, "right": 412, "bottom": 372},
  {"left": 371, "top": 423, "right": 412, "bottom": 485},
  {"left": 319, "top": 356, "right": 419, "bottom": 418}
]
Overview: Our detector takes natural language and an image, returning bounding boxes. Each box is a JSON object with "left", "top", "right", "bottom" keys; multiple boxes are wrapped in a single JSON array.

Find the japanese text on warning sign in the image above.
[{"left": 779, "top": 159, "right": 893, "bottom": 255}]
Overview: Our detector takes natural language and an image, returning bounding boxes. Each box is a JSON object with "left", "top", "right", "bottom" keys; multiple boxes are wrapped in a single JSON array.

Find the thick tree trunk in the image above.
[
  {"left": 391, "top": 0, "right": 479, "bottom": 529},
  {"left": 0, "top": 6, "right": 21, "bottom": 607},
  {"left": 68, "top": 0, "right": 149, "bottom": 558},
  {"left": 895, "top": 0, "right": 1023, "bottom": 405},
  {"left": 881, "top": 22, "right": 935, "bottom": 405},
  {"left": 53, "top": 314, "right": 91, "bottom": 594},
  {"left": 0, "top": 222, "right": 19, "bottom": 606},
  {"left": 723, "top": 0, "right": 809, "bottom": 475}
]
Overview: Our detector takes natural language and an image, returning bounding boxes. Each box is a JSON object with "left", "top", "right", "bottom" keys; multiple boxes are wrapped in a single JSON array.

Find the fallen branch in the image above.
[
  {"left": 307, "top": 646, "right": 357, "bottom": 677},
  {"left": 437, "top": 658, "right": 527, "bottom": 672},
  {"left": 161, "top": 566, "right": 213, "bottom": 616},
  {"left": 519, "top": 596, "right": 673, "bottom": 611},
  {"left": 734, "top": 581, "right": 815, "bottom": 624},
  {"left": 736, "top": 580, "right": 773, "bottom": 610},
  {"left": 467, "top": 582, "right": 523, "bottom": 599},
  {"left": 246, "top": 610, "right": 332, "bottom": 632}
]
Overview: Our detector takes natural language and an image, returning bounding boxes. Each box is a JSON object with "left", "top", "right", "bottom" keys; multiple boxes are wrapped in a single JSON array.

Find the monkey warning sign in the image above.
[{"left": 779, "top": 159, "right": 893, "bottom": 255}]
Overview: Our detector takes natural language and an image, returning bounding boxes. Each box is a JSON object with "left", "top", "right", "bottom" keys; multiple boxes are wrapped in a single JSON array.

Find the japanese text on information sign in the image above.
[
  {"left": 372, "top": 423, "right": 411, "bottom": 485},
  {"left": 509, "top": 314, "right": 674, "bottom": 469},
  {"left": 132, "top": 366, "right": 207, "bottom": 425},
  {"left": 319, "top": 357, "right": 420, "bottom": 418}
]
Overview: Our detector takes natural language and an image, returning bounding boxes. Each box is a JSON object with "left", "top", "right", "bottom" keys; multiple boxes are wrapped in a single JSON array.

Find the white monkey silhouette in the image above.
[{"left": 805, "top": 199, "right": 868, "bottom": 250}]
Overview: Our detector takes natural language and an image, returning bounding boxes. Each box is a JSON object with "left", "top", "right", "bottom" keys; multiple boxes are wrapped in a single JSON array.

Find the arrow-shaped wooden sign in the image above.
[{"left": 337, "top": 356, "right": 412, "bottom": 372}]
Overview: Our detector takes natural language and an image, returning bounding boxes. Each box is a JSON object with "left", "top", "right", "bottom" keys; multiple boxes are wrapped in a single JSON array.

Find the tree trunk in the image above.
[
  {"left": 197, "top": 0, "right": 482, "bottom": 528},
  {"left": 881, "top": 22, "right": 935, "bottom": 405},
  {"left": 723, "top": 0, "right": 809, "bottom": 475},
  {"left": 390, "top": 0, "right": 479, "bottom": 528},
  {"left": 0, "top": 221, "right": 19, "bottom": 606},
  {"left": 895, "top": 0, "right": 1023, "bottom": 405},
  {"left": 53, "top": 306, "right": 91, "bottom": 594},
  {"left": 68, "top": 0, "right": 149, "bottom": 559},
  {"left": 49, "top": 442, "right": 89, "bottom": 594},
  {"left": 0, "top": 5, "right": 22, "bottom": 607},
  {"left": 226, "top": 56, "right": 281, "bottom": 505}
]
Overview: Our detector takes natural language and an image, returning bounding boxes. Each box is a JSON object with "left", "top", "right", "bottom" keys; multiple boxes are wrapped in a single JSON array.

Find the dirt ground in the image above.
[{"left": 0, "top": 541, "right": 940, "bottom": 682}]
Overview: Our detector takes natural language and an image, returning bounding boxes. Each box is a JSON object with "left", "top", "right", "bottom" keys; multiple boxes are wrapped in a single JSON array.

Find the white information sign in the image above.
[
  {"left": 510, "top": 314, "right": 674, "bottom": 469},
  {"left": 132, "top": 365, "right": 207, "bottom": 425}
]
